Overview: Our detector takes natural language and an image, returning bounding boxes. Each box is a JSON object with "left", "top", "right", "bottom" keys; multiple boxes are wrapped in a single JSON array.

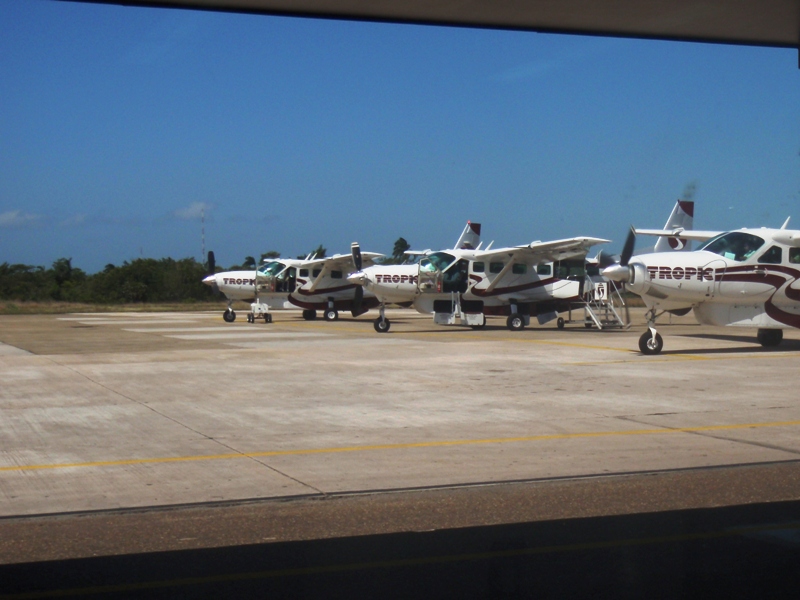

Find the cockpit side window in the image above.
[
  {"left": 758, "top": 246, "right": 782, "bottom": 265},
  {"left": 790, "top": 248, "right": 800, "bottom": 264},
  {"left": 420, "top": 252, "right": 456, "bottom": 273},
  {"left": 699, "top": 232, "right": 765, "bottom": 262}
]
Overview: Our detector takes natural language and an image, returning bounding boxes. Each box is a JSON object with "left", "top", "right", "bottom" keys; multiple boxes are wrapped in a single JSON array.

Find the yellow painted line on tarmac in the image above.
[
  {"left": 3, "top": 419, "right": 800, "bottom": 474},
  {"left": 3, "top": 521, "right": 798, "bottom": 599},
  {"left": 573, "top": 351, "right": 800, "bottom": 366}
]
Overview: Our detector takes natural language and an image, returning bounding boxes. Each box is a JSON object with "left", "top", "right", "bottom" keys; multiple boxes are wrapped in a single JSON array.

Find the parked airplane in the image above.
[
  {"left": 203, "top": 249, "right": 382, "bottom": 322},
  {"left": 348, "top": 222, "right": 609, "bottom": 332},
  {"left": 603, "top": 217, "right": 800, "bottom": 354}
]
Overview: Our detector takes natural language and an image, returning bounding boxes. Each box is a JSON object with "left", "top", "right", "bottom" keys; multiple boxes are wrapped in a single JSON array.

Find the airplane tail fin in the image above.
[
  {"left": 453, "top": 221, "right": 481, "bottom": 250},
  {"left": 654, "top": 200, "right": 694, "bottom": 252}
]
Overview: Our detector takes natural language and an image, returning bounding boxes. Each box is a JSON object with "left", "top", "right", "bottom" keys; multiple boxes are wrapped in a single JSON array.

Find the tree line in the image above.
[{"left": 0, "top": 238, "right": 412, "bottom": 304}]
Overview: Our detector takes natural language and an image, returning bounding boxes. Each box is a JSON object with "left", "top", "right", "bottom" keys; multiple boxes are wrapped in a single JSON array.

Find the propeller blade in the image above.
[
  {"left": 351, "top": 285, "right": 366, "bottom": 317},
  {"left": 596, "top": 250, "right": 618, "bottom": 269},
  {"left": 207, "top": 251, "right": 216, "bottom": 275},
  {"left": 620, "top": 227, "right": 636, "bottom": 266},
  {"left": 351, "top": 242, "right": 362, "bottom": 271}
]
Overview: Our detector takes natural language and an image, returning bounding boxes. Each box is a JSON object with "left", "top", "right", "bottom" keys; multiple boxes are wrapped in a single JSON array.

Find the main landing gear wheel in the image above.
[
  {"left": 324, "top": 309, "right": 339, "bottom": 322},
  {"left": 374, "top": 317, "right": 391, "bottom": 333},
  {"left": 757, "top": 329, "right": 783, "bottom": 347},
  {"left": 557, "top": 317, "right": 565, "bottom": 330},
  {"left": 264, "top": 314, "right": 272, "bottom": 323},
  {"left": 302, "top": 309, "right": 316, "bottom": 321},
  {"left": 223, "top": 310, "right": 236, "bottom": 323},
  {"left": 639, "top": 331, "right": 664, "bottom": 355},
  {"left": 247, "top": 313, "right": 254, "bottom": 323},
  {"left": 506, "top": 314, "right": 525, "bottom": 331}
]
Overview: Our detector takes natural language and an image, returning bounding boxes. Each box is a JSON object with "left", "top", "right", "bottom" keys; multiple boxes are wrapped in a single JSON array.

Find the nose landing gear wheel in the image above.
[
  {"left": 223, "top": 310, "right": 236, "bottom": 323},
  {"left": 324, "top": 309, "right": 339, "bottom": 321},
  {"left": 557, "top": 317, "right": 565, "bottom": 329},
  {"left": 506, "top": 314, "right": 525, "bottom": 331},
  {"left": 638, "top": 331, "right": 663, "bottom": 355},
  {"left": 374, "top": 317, "right": 391, "bottom": 333}
]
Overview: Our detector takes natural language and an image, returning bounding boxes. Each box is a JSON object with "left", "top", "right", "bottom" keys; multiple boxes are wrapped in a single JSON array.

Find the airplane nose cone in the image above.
[
  {"left": 602, "top": 264, "right": 631, "bottom": 283},
  {"left": 202, "top": 274, "right": 217, "bottom": 287},
  {"left": 347, "top": 271, "right": 367, "bottom": 286}
]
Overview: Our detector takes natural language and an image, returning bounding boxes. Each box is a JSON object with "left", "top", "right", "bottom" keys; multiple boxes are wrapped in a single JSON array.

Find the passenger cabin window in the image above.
[
  {"left": 489, "top": 262, "right": 504, "bottom": 274},
  {"left": 330, "top": 270, "right": 343, "bottom": 279},
  {"left": 472, "top": 262, "right": 485, "bottom": 273},
  {"left": 758, "top": 246, "right": 782, "bottom": 264},
  {"left": 700, "top": 232, "right": 765, "bottom": 262},
  {"left": 790, "top": 248, "right": 800, "bottom": 264},
  {"left": 512, "top": 263, "right": 527, "bottom": 275},
  {"left": 299, "top": 269, "right": 309, "bottom": 277},
  {"left": 312, "top": 269, "right": 322, "bottom": 277},
  {"left": 537, "top": 264, "right": 552, "bottom": 276}
]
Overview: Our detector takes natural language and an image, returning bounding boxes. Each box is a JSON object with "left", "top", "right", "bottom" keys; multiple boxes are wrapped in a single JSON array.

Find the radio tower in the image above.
[{"left": 201, "top": 205, "right": 206, "bottom": 264}]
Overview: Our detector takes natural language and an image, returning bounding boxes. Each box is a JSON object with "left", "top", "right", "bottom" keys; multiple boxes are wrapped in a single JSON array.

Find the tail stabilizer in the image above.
[
  {"left": 453, "top": 221, "right": 481, "bottom": 250},
  {"left": 654, "top": 200, "right": 694, "bottom": 252}
]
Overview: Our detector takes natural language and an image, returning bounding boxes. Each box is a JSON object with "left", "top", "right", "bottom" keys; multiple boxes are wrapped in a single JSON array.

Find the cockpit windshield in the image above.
[
  {"left": 257, "top": 261, "right": 286, "bottom": 277},
  {"left": 699, "top": 232, "right": 765, "bottom": 262},
  {"left": 419, "top": 252, "right": 456, "bottom": 273}
]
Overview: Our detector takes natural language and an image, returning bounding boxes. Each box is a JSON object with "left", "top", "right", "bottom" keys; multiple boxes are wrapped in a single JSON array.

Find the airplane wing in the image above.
[
  {"left": 634, "top": 228, "right": 722, "bottom": 242},
  {"left": 473, "top": 237, "right": 610, "bottom": 264},
  {"left": 303, "top": 252, "right": 384, "bottom": 270}
]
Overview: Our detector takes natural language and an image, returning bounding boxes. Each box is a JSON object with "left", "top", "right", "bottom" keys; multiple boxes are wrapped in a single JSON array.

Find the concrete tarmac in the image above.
[{"left": 1, "top": 308, "right": 800, "bottom": 595}]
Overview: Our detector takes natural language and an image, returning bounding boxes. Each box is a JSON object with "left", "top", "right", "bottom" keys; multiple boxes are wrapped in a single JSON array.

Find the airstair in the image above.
[{"left": 581, "top": 278, "right": 627, "bottom": 329}]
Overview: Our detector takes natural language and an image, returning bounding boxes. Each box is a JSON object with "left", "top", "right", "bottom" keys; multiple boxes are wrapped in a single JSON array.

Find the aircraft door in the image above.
[{"left": 417, "top": 252, "right": 462, "bottom": 294}]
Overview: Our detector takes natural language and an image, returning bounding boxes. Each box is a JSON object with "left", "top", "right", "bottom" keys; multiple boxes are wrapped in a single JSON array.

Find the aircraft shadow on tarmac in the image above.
[
  {"left": 660, "top": 334, "right": 800, "bottom": 356},
  {"left": 3, "top": 500, "right": 800, "bottom": 599}
]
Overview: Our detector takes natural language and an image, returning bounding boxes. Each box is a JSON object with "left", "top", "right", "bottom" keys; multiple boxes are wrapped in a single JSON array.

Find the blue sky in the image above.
[{"left": 2, "top": 1, "right": 799, "bottom": 272}]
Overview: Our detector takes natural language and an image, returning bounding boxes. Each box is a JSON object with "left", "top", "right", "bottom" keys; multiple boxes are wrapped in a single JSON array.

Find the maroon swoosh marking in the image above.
[{"left": 713, "top": 265, "right": 800, "bottom": 329}]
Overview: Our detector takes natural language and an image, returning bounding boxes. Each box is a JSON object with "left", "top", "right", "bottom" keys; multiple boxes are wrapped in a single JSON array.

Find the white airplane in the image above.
[
  {"left": 203, "top": 249, "right": 383, "bottom": 322},
  {"left": 348, "top": 222, "right": 609, "bottom": 332},
  {"left": 603, "top": 214, "right": 800, "bottom": 354}
]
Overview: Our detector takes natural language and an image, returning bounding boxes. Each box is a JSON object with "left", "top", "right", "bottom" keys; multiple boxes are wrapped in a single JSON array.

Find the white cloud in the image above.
[
  {"left": 174, "top": 202, "right": 212, "bottom": 221},
  {"left": 0, "top": 210, "right": 43, "bottom": 228},
  {"left": 60, "top": 214, "right": 88, "bottom": 227}
]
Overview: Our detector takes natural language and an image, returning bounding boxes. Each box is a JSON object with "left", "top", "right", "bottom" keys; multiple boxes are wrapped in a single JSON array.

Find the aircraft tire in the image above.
[
  {"left": 374, "top": 317, "right": 391, "bottom": 333},
  {"left": 223, "top": 310, "right": 236, "bottom": 323},
  {"left": 302, "top": 309, "right": 316, "bottom": 321},
  {"left": 264, "top": 314, "right": 272, "bottom": 323},
  {"left": 506, "top": 314, "right": 525, "bottom": 331},
  {"left": 324, "top": 309, "right": 339, "bottom": 322},
  {"left": 247, "top": 313, "right": 254, "bottom": 323},
  {"left": 638, "top": 331, "right": 663, "bottom": 355},
  {"left": 557, "top": 317, "right": 565, "bottom": 329},
  {"left": 757, "top": 329, "right": 783, "bottom": 347}
]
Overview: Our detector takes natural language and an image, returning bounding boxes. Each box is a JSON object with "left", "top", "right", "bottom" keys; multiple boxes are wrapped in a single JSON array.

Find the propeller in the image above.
[
  {"left": 600, "top": 227, "right": 637, "bottom": 327},
  {"left": 350, "top": 242, "right": 366, "bottom": 316}
]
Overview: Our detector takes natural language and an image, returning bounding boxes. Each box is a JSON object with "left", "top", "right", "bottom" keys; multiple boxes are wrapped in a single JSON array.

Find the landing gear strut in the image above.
[
  {"left": 374, "top": 304, "right": 391, "bottom": 333},
  {"left": 324, "top": 298, "right": 339, "bottom": 322},
  {"left": 638, "top": 309, "right": 665, "bottom": 355}
]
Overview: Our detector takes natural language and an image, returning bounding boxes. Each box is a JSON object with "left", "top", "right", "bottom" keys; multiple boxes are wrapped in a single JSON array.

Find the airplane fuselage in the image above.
[{"left": 626, "top": 229, "right": 800, "bottom": 330}]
